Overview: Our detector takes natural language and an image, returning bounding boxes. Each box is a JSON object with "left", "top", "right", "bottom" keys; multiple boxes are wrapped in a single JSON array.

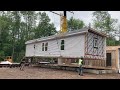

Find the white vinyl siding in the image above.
[{"left": 25, "top": 34, "right": 85, "bottom": 58}]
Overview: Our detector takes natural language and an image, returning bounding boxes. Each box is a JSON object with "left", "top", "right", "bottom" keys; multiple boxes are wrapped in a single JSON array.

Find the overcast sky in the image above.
[{"left": 44, "top": 11, "right": 120, "bottom": 31}]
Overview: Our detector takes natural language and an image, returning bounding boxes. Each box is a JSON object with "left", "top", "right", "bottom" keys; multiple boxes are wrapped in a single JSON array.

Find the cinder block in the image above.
[
  {"left": 101, "top": 70, "right": 106, "bottom": 74},
  {"left": 56, "top": 66, "right": 61, "bottom": 69},
  {"left": 83, "top": 69, "right": 100, "bottom": 74},
  {"left": 69, "top": 68, "right": 76, "bottom": 71}
]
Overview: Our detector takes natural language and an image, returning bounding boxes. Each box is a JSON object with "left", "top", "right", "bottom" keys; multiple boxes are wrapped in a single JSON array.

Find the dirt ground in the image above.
[{"left": 0, "top": 66, "right": 120, "bottom": 79}]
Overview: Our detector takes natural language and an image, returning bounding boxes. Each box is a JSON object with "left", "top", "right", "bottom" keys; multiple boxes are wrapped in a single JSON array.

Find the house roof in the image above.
[{"left": 25, "top": 27, "right": 107, "bottom": 44}]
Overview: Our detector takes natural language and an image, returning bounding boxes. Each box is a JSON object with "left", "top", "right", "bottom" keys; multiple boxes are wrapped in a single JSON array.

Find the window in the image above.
[
  {"left": 42, "top": 42, "right": 48, "bottom": 51},
  {"left": 42, "top": 43, "right": 44, "bottom": 51},
  {"left": 34, "top": 44, "right": 35, "bottom": 49},
  {"left": 45, "top": 42, "right": 48, "bottom": 51},
  {"left": 94, "top": 38, "right": 98, "bottom": 48},
  {"left": 61, "top": 40, "right": 64, "bottom": 50}
]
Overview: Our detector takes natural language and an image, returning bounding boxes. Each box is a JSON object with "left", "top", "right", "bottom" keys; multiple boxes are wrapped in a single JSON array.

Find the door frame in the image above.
[{"left": 106, "top": 53, "right": 112, "bottom": 66}]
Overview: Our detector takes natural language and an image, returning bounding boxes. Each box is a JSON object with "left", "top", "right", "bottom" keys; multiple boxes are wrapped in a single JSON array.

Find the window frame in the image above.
[
  {"left": 93, "top": 37, "right": 98, "bottom": 48},
  {"left": 61, "top": 40, "right": 64, "bottom": 50},
  {"left": 45, "top": 42, "right": 48, "bottom": 51},
  {"left": 34, "top": 44, "right": 36, "bottom": 49},
  {"left": 42, "top": 42, "right": 48, "bottom": 51},
  {"left": 42, "top": 43, "right": 44, "bottom": 51}
]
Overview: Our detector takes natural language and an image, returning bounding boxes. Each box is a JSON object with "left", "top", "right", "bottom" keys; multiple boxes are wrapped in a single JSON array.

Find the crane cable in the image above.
[
  {"left": 53, "top": 12, "right": 62, "bottom": 57},
  {"left": 71, "top": 11, "right": 75, "bottom": 31},
  {"left": 56, "top": 12, "right": 62, "bottom": 57}
]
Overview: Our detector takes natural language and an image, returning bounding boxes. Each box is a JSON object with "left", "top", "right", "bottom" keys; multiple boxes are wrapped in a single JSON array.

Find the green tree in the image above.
[
  {"left": 114, "top": 24, "right": 120, "bottom": 45},
  {"left": 67, "top": 16, "right": 85, "bottom": 31},
  {"left": 20, "top": 11, "right": 37, "bottom": 40},
  {"left": 92, "top": 11, "right": 118, "bottom": 46},
  {"left": 0, "top": 11, "right": 57, "bottom": 62},
  {"left": 10, "top": 11, "right": 21, "bottom": 62},
  {"left": 34, "top": 12, "right": 57, "bottom": 38},
  {"left": 93, "top": 11, "right": 118, "bottom": 35},
  {"left": 0, "top": 12, "right": 12, "bottom": 57}
]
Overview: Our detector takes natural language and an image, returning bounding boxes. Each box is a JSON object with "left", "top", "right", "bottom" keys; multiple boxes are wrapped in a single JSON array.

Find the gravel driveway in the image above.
[{"left": 0, "top": 67, "right": 120, "bottom": 79}]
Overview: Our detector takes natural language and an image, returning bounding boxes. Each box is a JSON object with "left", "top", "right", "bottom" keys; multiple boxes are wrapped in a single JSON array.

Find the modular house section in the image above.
[{"left": 25, "top": 27, "right": 107, "bottom": 68}]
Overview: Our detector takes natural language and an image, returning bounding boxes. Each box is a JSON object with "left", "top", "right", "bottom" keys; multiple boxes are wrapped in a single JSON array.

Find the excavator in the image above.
[
  {"left": 4, "top": 56, "right": 12, "bottom": 62},
  {"left": 0, "top": 56, "right": 12, "bottom": 63},
  {"left": 0, "top": 56, "right": 12, "bottom": 67},
  {"left": 0, "top": 39, "right": 12, "bottom": 63}
]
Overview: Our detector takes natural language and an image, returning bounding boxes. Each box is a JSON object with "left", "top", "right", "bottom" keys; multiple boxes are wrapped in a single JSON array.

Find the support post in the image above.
[{"left": 58, "top": 58, "right": 63, "bottom": 65}]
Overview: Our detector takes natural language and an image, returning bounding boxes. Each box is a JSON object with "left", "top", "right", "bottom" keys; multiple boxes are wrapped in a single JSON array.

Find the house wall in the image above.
[
  {"left": 85, "top": 31, "right": 106, "bottom": 60},
  {"left": 106, "top": 50, "right": 116, "bottom": 69},
  {"left": 115, "top": 48, "right": 119, "bottom": 69},
  {"left": 25, "top": 44, "right": 35, "bottom": 56},
  {"left": 60, "top": 34, "right": 85, "bottom": 58},
  {"left": 106, "top": 46, "right": 120, "bottom": 70},
  {"left": 83, "top": 31, "right": 106, "bottom": 68},
  {"left": 25, "top": 34, "right": 85, "bottom": 58}
]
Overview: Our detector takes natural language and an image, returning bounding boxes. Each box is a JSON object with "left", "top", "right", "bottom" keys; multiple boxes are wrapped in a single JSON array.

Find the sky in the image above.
[{"left": 44, "top": 11, "right": 120, "bottom": 31}]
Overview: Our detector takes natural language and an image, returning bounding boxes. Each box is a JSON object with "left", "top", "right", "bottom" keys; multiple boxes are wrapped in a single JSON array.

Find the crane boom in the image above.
[
  {"left": 50, "top": 11, "right": 74, "bottom": 33},
  {"left": 62, "top": 11, "right": 67, "bottom": 33},
  {"left": 50, "top": 11, "right": 63, "bottom": 16}
]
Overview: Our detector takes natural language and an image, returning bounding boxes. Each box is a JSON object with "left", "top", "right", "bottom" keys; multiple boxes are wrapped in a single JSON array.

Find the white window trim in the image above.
[
  {"left": 45, "top": 42, "right": 48, "bottom": 51},
  {"left": 34, "top": 44, "right": 36, "bottom": 49},
  {"left": 42, "top": 43, "right": 44, "bottom": 51},
  {"left": 61, "top": 40, "right": 65, "bottom": 50},
  {"left": 42, "top": 42, "right": 48, "bottom": 51}
]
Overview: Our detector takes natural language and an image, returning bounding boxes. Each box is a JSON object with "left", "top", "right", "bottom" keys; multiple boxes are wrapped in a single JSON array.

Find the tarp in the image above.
[{"left": 0, "top": 61, "right": 12, "bottom": 64}]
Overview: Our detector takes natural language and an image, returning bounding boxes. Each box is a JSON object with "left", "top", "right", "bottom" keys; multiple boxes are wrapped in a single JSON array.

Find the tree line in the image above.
[
  {"left": 0, "top": 11, "right": 57, "bottom": 62},
  {"left": 0, "top": 11, "right": 119, "bottom": 62}
]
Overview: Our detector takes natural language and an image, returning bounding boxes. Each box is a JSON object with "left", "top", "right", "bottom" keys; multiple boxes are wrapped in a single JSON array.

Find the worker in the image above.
[
  {"left": 20, "top": 60, "right": 25, "bottom": 71},
  {"left": 78, "top": 57, "right": 84, "bottom": 76},
  {"left": 28, "top": 58, "right": 31, "bottom": 66}
]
